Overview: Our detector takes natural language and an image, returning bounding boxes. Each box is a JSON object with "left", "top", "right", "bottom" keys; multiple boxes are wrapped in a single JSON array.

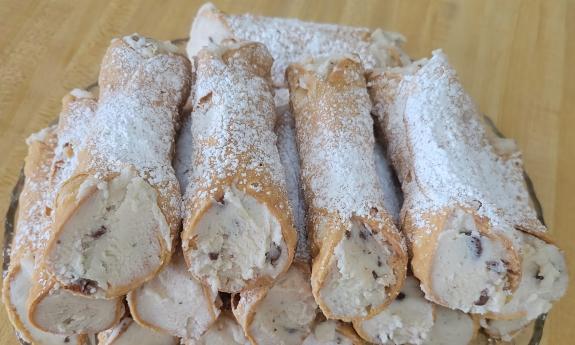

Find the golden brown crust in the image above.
[
  {"left": 231, "top": 287, "right": 268, "bottom": 344},
  {"left": 2, "top": 264, "right": 32, "bottom": 342},
  {"left": 27, "top": 260, "right": 125, "bottom": 333},
  {"left": 2, "top": 126, "right": 88, "bottom": 345},
  {"left": 44, "top": 35, "right": 191, "bottom": 298},
  {"left": 126, "top": 263, "right": 220, "bottom": 336},
  {"left": 2, "top": 127, "right": 57, "bottom": 342},
  {"left": 231, "top": 261, "right": 313, "bottom": 343},
  {"left": 286, "top": 57, "right": 407, "bottom": 321},
  {"left": 368, "top": 65, "right": 523, "bottom": 312},
  {"left": 182, "top": 41, "right": 297, "bottom": 293}
]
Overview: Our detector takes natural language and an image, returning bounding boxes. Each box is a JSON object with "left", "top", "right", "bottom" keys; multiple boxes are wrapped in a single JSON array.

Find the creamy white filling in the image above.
[
  {"left": 250, "top": 266, "right": 317, "bottom": 345},
  {"left": 189, "top": 186, "right": 287, "bottom": 292},
  {"left": 50, "top": 168, "right": 170, "bottom": 294},
  {"left": 431, "top": 209, "right": 510, "bottom": 313},
  {"left": 358, "top": 276, "right": 434, "bottom": 344},
  {"left": 302, "top": 321, "right": 353, "bottom": 345},
  {"left": 425, "top": 306, "right": 475, "bottom": 345},
  {"left": 104, "top": 317, "right": 178, "bottom": 345},
  {"left": 9, "top": 255, "right": 81, "bottom": 344},
  {"left": 496, "top": 233, "right": 567, "bottom": 319},
  {"left": 34, "top": 288, "right": 122, "bottom": 334},
  {"left": 480, "top": 317, "right": 531, "bottom": 341},
  {"left": 130, "top": 252, "right": 220, "bottom": 339},
  {"left": 320, "top": 221, "right": 395, "bottom": 318},
  {"left": 190, "top": 313, "right": 250, "bottom": 345}
]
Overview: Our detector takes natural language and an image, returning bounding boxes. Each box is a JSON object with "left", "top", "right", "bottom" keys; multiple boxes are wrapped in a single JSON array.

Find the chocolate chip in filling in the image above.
[{"left": 474, "top": 289, "right": 490, "bottom": 306}]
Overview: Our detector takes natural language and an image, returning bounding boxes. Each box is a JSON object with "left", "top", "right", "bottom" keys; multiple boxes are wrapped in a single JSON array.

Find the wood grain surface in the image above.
[{"left": 0, "top": 0, "right": 573, "bottom": 343}]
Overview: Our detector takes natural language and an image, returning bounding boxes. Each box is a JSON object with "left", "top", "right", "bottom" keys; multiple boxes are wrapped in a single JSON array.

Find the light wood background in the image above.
[{"left": 0, "top": 0, "right": 573, "bottom": 343}]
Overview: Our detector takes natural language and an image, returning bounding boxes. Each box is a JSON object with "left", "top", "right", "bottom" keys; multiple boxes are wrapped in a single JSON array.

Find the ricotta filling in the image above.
[
  {"left": 320, "top": 220, "right": 395, "bottom": 318},
  {"left": 10, "top": 255, "right": 81, "bottom": 344},
  {"left": 250, "top": 266, "right": 317, "bottom": 345},
  {"left": 425, "top": 306, "right": 475, "bottom": 345},
  {"left": 189, "top": 186, "right": 287, "bottom": 292},
  {"left": 131, "top": 252, "right": 220, "bottom": 339},
  {"left": 34, "top": 288, "right": 121, "bottom": 334},
  {"left": 192, "top": 313, "right": 249, "bottom": 345},
  {"left": 431, "top": 209, "right": 511, "bottom": 313},
  {"left": 50, "top": 168, "right": 170, "bottom": 294},
  {"left": 358, "top": 276, "right": 434, "bottom": 344},
  {"left": 302, "top": 321, "right": 353, "bottom": 345},
  {"left": 109, "top": 318, "right": 177, "bottom": 345},
  {"left": 496, "top": 233, "right": 567, "bottom": 319}
]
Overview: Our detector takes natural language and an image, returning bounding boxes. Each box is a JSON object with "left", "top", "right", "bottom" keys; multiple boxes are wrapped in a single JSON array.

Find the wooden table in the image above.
[{"left": 0, "top": 0, "right": 573, "bottom": 343}]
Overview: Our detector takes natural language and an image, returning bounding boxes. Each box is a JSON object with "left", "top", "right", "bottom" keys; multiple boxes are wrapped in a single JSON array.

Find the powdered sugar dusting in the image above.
[
  {"left": 85, "top": 35, "right": 190, "bottom": 220},
  {"left": 373, "top": 140, "right": 402, "bottom": 224},
  {"left": 228, "top": 16, "right": 408, "bottom": 87},
  {"left": 12, "top": 127, "right": 58, "bottom": 256},
  {"left": 370, "top": 50, "right": 545, "bottom": 242},
  {"left": 174, "top": 112, "right": 194, "bottom": 196},
  {"left": 288, "top": 57, "right": 387, "bottom": 222},
  {"left": 51, "top": 91, "right": 97, "bottom": 190},
  {"left": 185, "top": 42, "right": 289, "bottom": 216},
  {"left": 188, "top": 3, "right": 409, "bottom": 87},
  {"left": 13, "top": 89, "right": 99, "bottom": 258},
  {"left": 276, "top": 109, "right": 309, "bottom": 262}
]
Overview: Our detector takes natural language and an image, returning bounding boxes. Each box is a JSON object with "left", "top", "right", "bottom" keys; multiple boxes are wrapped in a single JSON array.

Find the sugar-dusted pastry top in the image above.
[
  {"left": 276, "top": 109, "right": 309, "bottom": 262},
  {"left": 186, "top": 41, "right": 288, "bottom": 212},
  {"left": 11, "top": 127, "right": 58, "bottom": 256},
  {"left": 174, "top": 113, "right": 194, "bottom": 196},
  {"left": 370, "top": 50, "right": 545, "bottom": 240},
  {"left": 188, "top": 3, "right": 409, "bottom": 86},
  {"left": 289, "top": 55, "right": 390, "bottom": 221},
  {"left": 12, "top": 88, "right": 97, "bottom": 256},
  {"left": 373, "top": 139, "right": 402, "bottom": 224},
  {"left": 87, "top": 34, "right": 190, "bottom": 214}
]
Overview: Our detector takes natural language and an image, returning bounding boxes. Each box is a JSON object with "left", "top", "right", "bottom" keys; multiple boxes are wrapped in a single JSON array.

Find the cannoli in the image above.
[
  {"left": 368, "top": 50, "right": 529, "bottom": 313},
  {"left": 135, "top": 113, "right": 223, "bottom": 340},
  {"left": 478, "top": 231, "right": 567, "bottom": 341},
  {"left": 353, "top": 276, "right": 434, "bottom": 344},
  {"left": 44, "top": 34, "right": 191, "bottom": 298},
  {"left": 486, "top": 231, "right": 567, "bottom": 321},
  {"left": 303, "top": 320, "right": 366, "bottom": 345},
  {"left": 287, "top": 55, "right": 407, "bottom": 321},
  {"left": 187, "top": 3, "right": 409, "bottom": 87},
  {"left": 232, "top": 262, "right": 317, "bottom": 345},
  {"left": 424, "top": 307, "right": 477, "bottom": 345},
  {"left": 181, "top": 40, "right": 297, "bottom": 293},
  {"left": 97, "top": 316, "right": 178, "bottom": 345},
  {"left": 127, "top": 250, "right": 220, "bottom": 339},
  {"left": 27, "top": 91, "right": 124, "bottom": 335},
  {"left": 185, "top": 311, "right": 250, "bottom": 345},
  {"left": 229, "top": 105, "right": 318, "bottom": 345},
  {"left": 2, "top": 126, "right": 86, "bottom": 345}
]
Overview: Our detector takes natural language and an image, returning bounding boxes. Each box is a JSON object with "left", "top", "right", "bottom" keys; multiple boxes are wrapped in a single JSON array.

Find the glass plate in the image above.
[{"left": 2, "top": 37, "right": 547, "bottom": 345}]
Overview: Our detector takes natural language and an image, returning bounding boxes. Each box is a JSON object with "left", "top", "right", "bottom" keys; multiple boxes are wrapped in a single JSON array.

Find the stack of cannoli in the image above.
[
  {"left": 187, "top": 2, "right": 409, "bottom": 88},
  {"left": 367, "top": 49, "right": 568, "bottom": 342},
  {"left": 3, "top": 3, "right": 568, "bottom": 345},
  {"left": 3, "top": 33, "right": 198, "bottom": 344}
]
